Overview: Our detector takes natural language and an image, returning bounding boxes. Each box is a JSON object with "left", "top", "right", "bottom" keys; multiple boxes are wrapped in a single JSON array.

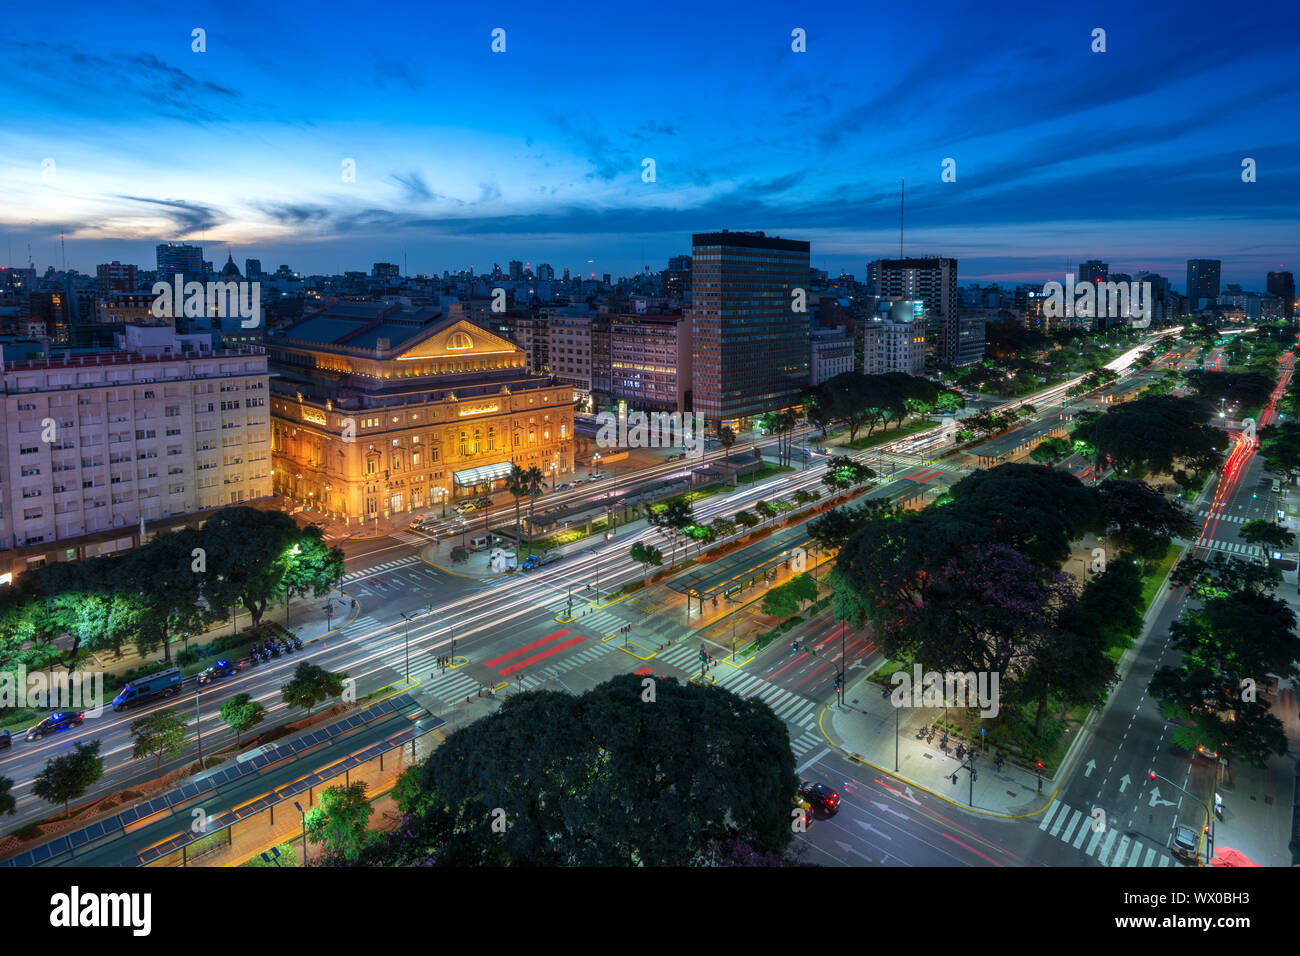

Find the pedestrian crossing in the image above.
[
  {"left": 656, "top": 642, "right": 820, "bottom": 730},
  {"left": 1195, "top": 538, "right": 1261, "bottom": 556},
  {"left": 1194, "top": 511, "right": 1248, "bottom": 524},
  {"left": 389, "top": 530, "right": 432, "bottom": 546},
  {"left": 340, "top": 555, "right": 422, "bottom": 583},
  {"left": 1037, "top": 799, "right": 1177, "bottom": 867}
]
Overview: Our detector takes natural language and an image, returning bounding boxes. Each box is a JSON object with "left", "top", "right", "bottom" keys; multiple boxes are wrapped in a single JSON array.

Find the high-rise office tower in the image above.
[
  {"left": 156, "top": 242, "right": 204, "bottom": 278},
  {"left": 1079, "top": 260, "right": 1108, "bottom": 284},
  {"left": 691, "top": 230, "right": 810, "bottom": 430},
  {"left": 1186, "top": 259, "right": 1221, "bottom": 309},
  {"left": 509, "top": 260, "right": 524, "bottom": 281},
  {"left": 1267, "top": 271, "right": 1295, "bottom": 319},
  {"left": 866, "top": 256, "right": 959, "bottom": 363},
  {"left": 245, "top": 258, "right": 262, "bottom": 279}
]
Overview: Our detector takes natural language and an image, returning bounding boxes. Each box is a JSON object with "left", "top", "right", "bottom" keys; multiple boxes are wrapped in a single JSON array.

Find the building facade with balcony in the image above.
[
  {"left": 0, "top": 326, "right": 270, "bottom": 577},
  {"left": 267, "top": 301, "right": 573, "bottom": 523}
]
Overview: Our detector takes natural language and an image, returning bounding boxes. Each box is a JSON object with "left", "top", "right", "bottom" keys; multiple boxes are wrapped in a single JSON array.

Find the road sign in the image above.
[{"left": 979, "top": 727, "right": 987, "bottom": 737}]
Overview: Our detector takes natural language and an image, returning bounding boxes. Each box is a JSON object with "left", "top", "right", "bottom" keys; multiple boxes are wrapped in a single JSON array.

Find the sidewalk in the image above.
[{"left": 818, "top": 671, "right": 1056, "bottom": 819}]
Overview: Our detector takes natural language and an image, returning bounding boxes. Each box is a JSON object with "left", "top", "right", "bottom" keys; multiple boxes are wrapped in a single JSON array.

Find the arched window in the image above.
[
  {"left": 487, "top": 427, "right": 496, "bottom": 451},
  {"left": 472, "top": 429, "right": 482, "bottom": 455},
  {"left": 459, "top": 431, "right": 470, "bottom": 458},
  {"left": 447, "top": 331, "right": 473, "bottom": 350}
]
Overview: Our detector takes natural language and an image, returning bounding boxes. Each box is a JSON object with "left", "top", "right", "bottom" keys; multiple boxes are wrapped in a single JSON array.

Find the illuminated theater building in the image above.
[{"left": 267, "top": 301, "right": 573, "bottom": 523}]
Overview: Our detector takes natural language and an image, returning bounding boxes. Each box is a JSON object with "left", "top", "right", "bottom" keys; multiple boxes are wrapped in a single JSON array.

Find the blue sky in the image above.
[{"left": 1, "top": 0, "right": 1297, "bottom": 289}]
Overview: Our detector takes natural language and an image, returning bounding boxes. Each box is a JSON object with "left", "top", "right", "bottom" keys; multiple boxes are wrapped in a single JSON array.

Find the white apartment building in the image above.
[
  {"left": 0, "top": 326, "right": 271, "bottom": 577},
  {"left": 547, "top": 312, "right": 594, "bottom": 399},
  {"left": 810, "top": 326, "right": 854, "bottom": 385},
  {"left": 859, "top": 304, "right": 927, "bottom": 375}
]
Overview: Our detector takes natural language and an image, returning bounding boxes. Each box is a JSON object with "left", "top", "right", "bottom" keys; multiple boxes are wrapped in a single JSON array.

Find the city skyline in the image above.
[{"left": 1, "top": 0, "right": 1296, "bottom": 287}]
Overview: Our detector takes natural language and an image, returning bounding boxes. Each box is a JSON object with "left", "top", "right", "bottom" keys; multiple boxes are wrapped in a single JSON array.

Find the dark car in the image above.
[
  {"left": 474, "top": 496, "right": 493, "bottom": 508},
  {"left": 26, "top": 711, "right": 85, "bottom": 741},
  {"left": 0, "top": 729, "right": 11, "bottom": 751},
  {"left": 798, "top": 781, "right": 840, "bottom": 816},
  {"left": 198, "top": 659, "right": 242, "bottom": 684}
]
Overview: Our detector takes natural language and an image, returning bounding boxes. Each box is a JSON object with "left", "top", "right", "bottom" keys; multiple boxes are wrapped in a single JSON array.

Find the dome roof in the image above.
[{"left": 219, "top": 252, "right": 242, "bottom": 279}]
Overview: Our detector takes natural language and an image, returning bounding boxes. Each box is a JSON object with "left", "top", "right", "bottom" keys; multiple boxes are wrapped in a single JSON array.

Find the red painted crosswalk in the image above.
[{"left": 486, "top": 629, "right": 586, "bottom": 677}]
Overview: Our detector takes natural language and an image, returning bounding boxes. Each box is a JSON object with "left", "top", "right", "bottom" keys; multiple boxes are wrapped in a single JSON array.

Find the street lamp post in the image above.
[
  {"left": 294, "top": 801, "right": 307, "bottom": 866},
  {"left": 194, "top": 682, "right": 203, "bottom": 768}
]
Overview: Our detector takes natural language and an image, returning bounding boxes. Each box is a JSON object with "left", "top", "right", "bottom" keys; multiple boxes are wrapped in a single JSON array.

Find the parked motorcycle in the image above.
[
  {"left": 291, "top": 635, "right": 304, "bottom": 651},
  {"left": 915, "top": 725, "right": 928, "bottom": 740},
  {"left": 265, "top": 640, "right": 280, "bottom": 658}
]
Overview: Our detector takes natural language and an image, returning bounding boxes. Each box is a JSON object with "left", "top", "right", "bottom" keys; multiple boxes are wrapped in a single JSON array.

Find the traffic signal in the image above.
[
  {"left": 791, "top": 641, "right": 799, "bottom": 653},
  {"left": 1148, "top": 771, "right": 1157, "bottom": 781}
]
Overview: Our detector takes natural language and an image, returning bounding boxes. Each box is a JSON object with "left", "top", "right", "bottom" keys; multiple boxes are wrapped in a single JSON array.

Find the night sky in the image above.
[{"left": 2, "top": 0, "right": 1296, "bottom": 288}]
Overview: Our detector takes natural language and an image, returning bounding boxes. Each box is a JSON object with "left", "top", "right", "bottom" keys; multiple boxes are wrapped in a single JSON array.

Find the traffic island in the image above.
[{"left": 816, "top": 672, "right": 1057, "bottom": 820}]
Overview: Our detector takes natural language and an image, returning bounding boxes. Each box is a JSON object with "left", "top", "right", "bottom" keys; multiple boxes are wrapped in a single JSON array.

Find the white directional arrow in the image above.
[
  {"left": 1084, "top": 759, "right": 1096, "bottom": 778},
  {"left": 848, "top": 660, "right": 866, "bottom": 671},
  {"left": 1147, "top": 787, "right": 1176, "bottom": 809},
  {"left": 856, "top": 820, "right": 894, "bottom": 841},
  {"left": 1118, "top": 774, "right": 1131, "bottom": 793},
  {"left": 871, "top": 800, "right": 912, "bottom": 821},
  {"left": 834, "top": 840, "right": 874, "bottom": 863}
]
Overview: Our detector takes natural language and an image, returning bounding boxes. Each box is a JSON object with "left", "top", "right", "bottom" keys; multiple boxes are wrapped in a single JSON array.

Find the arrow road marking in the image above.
[
  {"left": 1118, "top": 774, "right": 1130, "bottom": 793},
  {"left": 872, "top": 800, "right": 911, "bottom": 822},
  {"left": 1084, "top": 759, "right": 1096, "bottom": 777},
  {"left": 834, "top": 840, "right": 874, "bottom": 863},
  {"left": 856, "top": 820, "right": 894, "bottom": 841},
  {"left": 1147, "top": 787, "right": 1176, "bottom": 809}
]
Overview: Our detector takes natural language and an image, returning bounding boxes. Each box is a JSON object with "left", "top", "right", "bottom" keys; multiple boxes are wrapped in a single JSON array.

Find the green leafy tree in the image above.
[
  {"left": 821, "top": 455, "right": 875, "bottom": 494},
  {"left": 1072, "top": 395, "right": 1226, "bottom": 480},
  {"left": 281, "top": 662, "right": 348, "bottom": 718},
  {"left": 1239, "top": 519, "right": 1296, "bottom": 561},
  {"left": 347, "top": 675, "right": 796, "bottom": 867},
  {"left": 1096, "top": 479, "right": 1197, "bottom": 562},
  {"left": 1150, "top": 589, "right": 1299, "bottom": 767},
  {"left": 505, "top": 463, "right": 529, "bottom": 549},
  {"left": 628, "top": 542, "right": 664, "bottom": 582},
  {"left": 0, "top": 775, "right": 16, "bottom": 816},
  {"left": 279, "top": 527, "right": 346, "bottom": 605},
  {"left": 32, "top": 740, "right": 104, "bottom": 818},
  {"left": 130, "top": 709, "right": 189, "bottom": 776},
  {"left": 709, "top": 517, "right": 737, "bottom": 539},
  {"left": 1259, "top": 421, "right": 1300, "bottom": 476},
  {"left": 305, "top": 781, "right": 374, "bottom": 863},
  {"left": 219, "top": 693, "right": 266, "bottom": 747},
  {"left": 734, "top": 510, "right": 759, "bottom": 529},
  {"left": 944, "top": 463, "right": 1102, "bottom": 568},
  {"left": 201, "top": 507, "right": 304, "bottom": 629},
  {"left": 648, "top": 498, "right": 695, "bottom": 566},
  {"left": 522, "top": 465, "right": 546, "bottom": 555},
  {"left": 1029, "top": 436, "right": 1072, "bottom": 464}
]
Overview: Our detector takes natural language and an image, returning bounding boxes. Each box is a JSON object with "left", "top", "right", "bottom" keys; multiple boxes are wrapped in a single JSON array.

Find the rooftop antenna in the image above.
[
  {"left": 61, "top": 232, "right": 66, "bottom": 271},
  {"left": 899, "top": 177, "right": 904, "bottom": 259}
]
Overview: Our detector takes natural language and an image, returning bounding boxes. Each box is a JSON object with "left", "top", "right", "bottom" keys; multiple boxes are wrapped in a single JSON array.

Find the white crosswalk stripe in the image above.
[
  {"left": 1202, "top": 539, "right": 1253, "bottom": 554},
  {"left": 389, "top": 531, "right": 431, "bottom": 546},
  {"left": 340, "top": 556, "right": 422, "bottom": 582},
  {"left": 1038, "top": 799, "right": 1177, "bottom": 866}
]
